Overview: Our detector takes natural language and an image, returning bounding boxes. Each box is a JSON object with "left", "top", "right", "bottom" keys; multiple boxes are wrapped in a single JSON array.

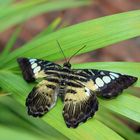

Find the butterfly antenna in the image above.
[
  {"left": 68, "top": 45, "right": 86, "bottom": 62},
  {"left": 56, "top": 40, "right": 67, "bottom": 62}
]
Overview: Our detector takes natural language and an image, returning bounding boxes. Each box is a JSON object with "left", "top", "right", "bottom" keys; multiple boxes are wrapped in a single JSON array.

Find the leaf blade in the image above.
[
  {"left": 1, "top": 10, "right": 140, "bottom": 68},
  {"left": 0, "top": 0, "right": 89, "bottom": 32}
]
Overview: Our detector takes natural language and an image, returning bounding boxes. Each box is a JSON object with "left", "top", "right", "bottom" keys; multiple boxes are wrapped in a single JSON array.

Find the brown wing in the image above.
[
  {"left": 74, "top": 69, "right": 137, "bottom": 99},
  {"left": 17, "top": 57, "right": 61, "bottom": 82},
  {"left": 26, "top": 80, "right": 59, "bottom": 117},
  {"left": 63, "top": 86, "right": 98, "bottom": 128}
]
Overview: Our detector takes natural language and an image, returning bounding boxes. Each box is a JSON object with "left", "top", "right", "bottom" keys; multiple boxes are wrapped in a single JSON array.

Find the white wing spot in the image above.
[
  {"left": 110, "top": 75, "right": 115, "bottom": 80},
  {"left": 29, "top": 59, "right": 36, "bottom": 63},
  {"left": 33, "top": 66, "right": 41, "bottom": 73},
  {"left": 102, "top": 76, "right": 111, "bottom": 84},
  {"left": 100, "top": 71, "right": 105, "bottom": 75},
  {"left": 110, "top": 73, "right": 119, "bottom": 78},
  {"left": 89, "top": 70, "right": 95, "bottom": 75},
  {"left": 95, "top": 78, "right": 104, "bottom": 87},
  {"left": 30, "top": 61, "right": 35, "bottom": 64},
  {"left": 31, "top": 63, "right": 37, "bottom": 69},
  {"left": 85, "top": 87, "right": 90, "bottom": 96}
]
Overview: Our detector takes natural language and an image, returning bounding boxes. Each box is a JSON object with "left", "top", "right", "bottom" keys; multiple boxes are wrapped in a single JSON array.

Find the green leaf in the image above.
[
  {"left": 0, "top": 0, "right": 14, "bottom": 6},
  {"left": 97, "top": 108, "right": 140, "bottom": 140},
  {"left": 0, "top": 0, "right": 89, "bottom": 32},
  {"left": 0, "top": 27, "right": 21, "bottom": 58},
  {"left": 34, "top": 17, "right": 62, "bottom": 39},
  {"left": 0, "top": 125, "right": 47, "bottom": 140},
  {"left": 1, "top": 10, "right": 140, "bottom": 69},
  {"left": 0, "top": 92, "right": 11, "bottom": 97},
  {"left": 99, "top": 94, "right": 140, "bottom": 124}
]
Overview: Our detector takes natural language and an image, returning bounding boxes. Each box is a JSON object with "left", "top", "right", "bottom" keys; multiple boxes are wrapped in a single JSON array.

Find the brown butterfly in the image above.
[{"left": 17, "top": 43, "right": 137, "bottom": 128}]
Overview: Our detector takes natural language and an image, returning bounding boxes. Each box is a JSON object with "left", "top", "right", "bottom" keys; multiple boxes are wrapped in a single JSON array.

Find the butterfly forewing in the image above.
[
  {"left": 74, "top": 69, "right": 137, "bottom": 98},
  {"left": 17, "top": 57, "right": 61, "bottom": 82}
]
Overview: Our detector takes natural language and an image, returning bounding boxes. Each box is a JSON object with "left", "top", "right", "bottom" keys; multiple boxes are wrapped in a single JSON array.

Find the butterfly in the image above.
[
  {"left": 18, "top": 58, "right": 137, "bottom": 128},
  {"left": 17, "top": 44, "right": 137, "bottom": 128}
]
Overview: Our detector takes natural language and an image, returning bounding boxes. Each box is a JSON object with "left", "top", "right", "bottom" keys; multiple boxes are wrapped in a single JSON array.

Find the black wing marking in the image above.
[
  {"left": 17, "top": 57, "right": 61, "bottom": 82},
  {"left": 63, "top": 86, "right": 98, "bottom": 128},
  {"left": 26, "top": 80, "right": 59, "bottom": 117},
  {"left": 74, "top": 69, "right": 138, "bottom": 99}
]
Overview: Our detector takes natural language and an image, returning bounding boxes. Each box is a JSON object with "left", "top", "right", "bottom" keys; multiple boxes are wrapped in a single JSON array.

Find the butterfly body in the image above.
[{"left": 18, "top": 57, "right": 137, "bottom": 128}]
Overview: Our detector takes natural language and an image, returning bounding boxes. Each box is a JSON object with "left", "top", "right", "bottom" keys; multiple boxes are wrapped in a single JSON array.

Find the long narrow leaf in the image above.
[
  {"left": 0, "top": 125, "right": 47, "bottom": 140},
  {"left": 0, "top": 0, "right": 89, "bottom": 32},
  {"left": 99, "top": 94, "right": 140, "bottom": 124},
  {"left": 1, "top": 27, "right": 21, "bottom": 58},
  {"left": 97, "top": 108, "right": 140, "bottom": 140},
  {"left": 1, "top": 10, "right": 140, "bottom": 68},
  {"left": 34, "top": 17, "right": 62, "bottom": 39}
]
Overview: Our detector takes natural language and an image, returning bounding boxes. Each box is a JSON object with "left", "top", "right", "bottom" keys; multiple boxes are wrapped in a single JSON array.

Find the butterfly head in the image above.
[
  {"left": 56, "top": 40, "right": 86, "bottom": 69},
  {"left": 63, "top": 62, "right": 71, "bottom": 69}
]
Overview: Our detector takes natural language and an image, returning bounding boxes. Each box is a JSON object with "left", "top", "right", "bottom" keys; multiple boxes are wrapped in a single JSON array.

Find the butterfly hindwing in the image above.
[
  {"left": 63, "top": 85, "right": 98, "bottom": 128},
  {"left": 26, "top": 80, "right": 59, "bottom": 117},
  {"left": 75, "top": 69, "right": 137, "bottom": 98},
  {"left": 17, "top": 57, "right": 61, "bottom": 82}
]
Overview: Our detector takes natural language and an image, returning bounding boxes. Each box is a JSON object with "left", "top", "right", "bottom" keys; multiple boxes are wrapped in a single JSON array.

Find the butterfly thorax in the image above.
[
  {"left": 63, "top": 62, "right": 71, "bottom": 69},
  {"left": 58, "top": 63, "right": 83, "bottom": 99}
]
